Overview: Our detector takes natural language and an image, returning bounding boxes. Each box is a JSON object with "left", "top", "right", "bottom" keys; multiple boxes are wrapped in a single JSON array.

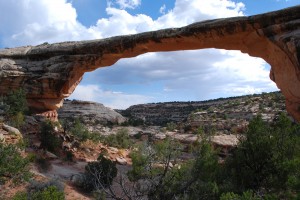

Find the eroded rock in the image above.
[
  {"left": 58, "top": 100, "right": 126, "bottom": 130},
  {"left": 0, "top": 6, "right": 300, "bottom": 121},
  {"left": 2, "top": 124, "right": 22, "bottom": 137}
]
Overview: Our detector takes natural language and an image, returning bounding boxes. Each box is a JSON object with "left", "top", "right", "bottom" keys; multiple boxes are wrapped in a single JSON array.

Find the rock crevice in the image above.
[{"left": 0, "top": 6, "right": 300, "bottom": 121}]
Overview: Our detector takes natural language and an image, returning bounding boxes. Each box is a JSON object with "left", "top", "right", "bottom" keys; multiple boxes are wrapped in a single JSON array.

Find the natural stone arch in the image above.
[{"left": 0, "top": 6, "right": 299, "bottom": 121}]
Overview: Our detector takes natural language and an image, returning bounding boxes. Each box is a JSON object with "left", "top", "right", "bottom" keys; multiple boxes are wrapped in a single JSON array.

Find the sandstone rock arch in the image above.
[{"left": 0, "top": 6, "right": 300, "bottom": 121}]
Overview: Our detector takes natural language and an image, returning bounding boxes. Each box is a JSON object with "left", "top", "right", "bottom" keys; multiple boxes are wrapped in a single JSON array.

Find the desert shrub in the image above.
[
  {"left": 88, "top": 131, "right": 103, "bottom": 142},
  {"left": 59, "top": 118, "right": 73, "bottom": 134},
  {"left": 11, "top": 191, "right": 27, "bottom": 200},
  {"left": 2, "top": 89, "right": 28, "bottom": 128},
  {"left": 9, "top": 111, "right": 25, "bottom": 129},
  {"left": 133, "top": 131, "right": 143, "bottom": 140},
  {"left": 26, "top": 178, "right": 64, "bottom": 200},
  {"left": 70, "top": 118, "right": 91, "bottom": 142},
  {"left": 224, "top": 114, "right": 300, "bottom": 198},
  {"left": 0, "top": 143, "right": 31, "bottom": 185},
  {"left": 30, "top": 186, "right": 65, "bottom": 200},
  {"left": 12, "top": 186, "right": 65, "bottom": 200},
  {"left": 80, "top": 154, "right": 117, "bottom": 192},
  {"left": 128, "top": 138, "right": 220, "bottom": 200},
  {"left": 193, "top": 126, "right": 204, "bottom": 135},
  {"left": 40, "top": 120, "right": 62, "bottom": 153},
  {"left": 64, "top": 150, "right": 74, "bottom": 162},
  {"left": 166, "top": 122, "right": 177, "bottom": 131},
  {"left": 122, "top": 118, "right": 144, "bottom": 126},
  {"left": 3, "top": 89, "right": 28, "bottom": 116},
  {"left": 103, "top": 128, "right": 131, "bottom": 148}
]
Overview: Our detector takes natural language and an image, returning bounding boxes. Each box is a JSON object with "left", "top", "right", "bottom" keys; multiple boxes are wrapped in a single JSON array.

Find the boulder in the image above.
[
  {"left": 0, "top": 133, "right": 5, "bottom": 142},
  {"left": 116, "top": 157, "right": 127, "bottom": 165},
  {"left": 2, "top": 124, "right": 22, "bottom": 138},
  {"left": 45, "top": 151, "right": 58, "bottom": 159}
]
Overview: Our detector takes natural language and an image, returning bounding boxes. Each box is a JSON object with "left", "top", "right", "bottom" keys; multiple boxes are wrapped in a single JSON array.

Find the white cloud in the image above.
[
  {"left": 90, "top": 7, "right": 154, "bottom": 38},
  {"left": 159, "top": 4, "right": 166, "bottom": 14},
  {"left": 154, "top": 0, "right": 245, "bottom": 29},
  {"left": 0, "top": 0, "right": 99, "bottom": 47},
  {"left": 69, "top": 85, "right": 153, "bottom": 109},
  {"left": 114, "top": 0, "right": 141, "bottom": 9},
  {"left": 94, "top": 49, "right": 277, "bottom": 101}
]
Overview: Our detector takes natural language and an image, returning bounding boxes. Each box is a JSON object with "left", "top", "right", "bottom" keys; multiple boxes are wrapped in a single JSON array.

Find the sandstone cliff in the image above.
[
  {"left": 58, "top": 100, "right": 126, "bottom": 128},
  {"left": 0, "top": 6, "right": 299, "bottom": 121}
]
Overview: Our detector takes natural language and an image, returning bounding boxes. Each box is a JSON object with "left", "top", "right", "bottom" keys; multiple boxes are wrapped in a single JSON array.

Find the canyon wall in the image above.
[{"left": 0, "top": 6, "right": 299, "bottom": 121}]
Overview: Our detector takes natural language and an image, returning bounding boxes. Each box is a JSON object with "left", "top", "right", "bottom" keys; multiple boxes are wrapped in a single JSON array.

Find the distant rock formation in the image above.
[
  {"left": 0, "top": 6, "right": 299, "bottom": 121},
  {"left": 123, "top": 92, "right": 286, "bottom": 126},
  {"left": 58, "top": 100, "right": 126, "bottom": 127}
]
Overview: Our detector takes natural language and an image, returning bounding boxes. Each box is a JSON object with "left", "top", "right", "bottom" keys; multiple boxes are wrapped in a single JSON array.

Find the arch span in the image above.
[{"left": 0, "top": 6, "right": 300, "bottom": 120}]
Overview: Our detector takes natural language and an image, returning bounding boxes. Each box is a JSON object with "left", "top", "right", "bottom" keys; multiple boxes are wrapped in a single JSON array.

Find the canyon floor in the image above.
[{"left": 0, "top": 91, "right": 291, "bottom": 199}]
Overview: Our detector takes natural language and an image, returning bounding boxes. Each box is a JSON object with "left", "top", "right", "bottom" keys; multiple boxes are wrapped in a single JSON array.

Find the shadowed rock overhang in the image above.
[{"left": 0, "top": 6, "right": 300, "bottom": 121}]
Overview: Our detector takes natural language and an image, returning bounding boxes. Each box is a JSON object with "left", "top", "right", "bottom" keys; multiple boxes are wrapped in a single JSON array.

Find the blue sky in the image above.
[{"left": 0, "top": 0, "right": 299, "bottom": 109}]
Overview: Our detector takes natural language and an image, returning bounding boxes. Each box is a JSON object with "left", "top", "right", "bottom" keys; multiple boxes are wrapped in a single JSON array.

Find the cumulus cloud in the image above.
[
  {"left": 153, "top": 0, "right": 245, "bottom": 29},
  {"left": 0, "top": 0, "right": 278, "bottom": 108},
  {"left": 0, "top": 0, "right": 99, "bottom": 47},
  {"left": 89, "top": 7, "right": 154, "bottom": 38}
]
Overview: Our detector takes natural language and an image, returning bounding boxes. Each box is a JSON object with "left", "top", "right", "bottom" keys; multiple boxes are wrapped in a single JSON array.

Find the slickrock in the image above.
[
  {"left": 0, "top": 6, "right": 300, "bottom": 121},
  {"left": 58, "top": 100, "right": 126, "bottom": 125}
]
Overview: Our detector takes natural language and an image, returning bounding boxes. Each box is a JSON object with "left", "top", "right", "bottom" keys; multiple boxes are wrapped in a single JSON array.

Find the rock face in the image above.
[
  {"left": 0, "top": 6, "right": 300, "bottom": 121},
  {"left": 58, "top": 100, "right": 126, "bottom": 126},
  {"left": 123, "top": 92, "right": 286, "bottom": 125}
]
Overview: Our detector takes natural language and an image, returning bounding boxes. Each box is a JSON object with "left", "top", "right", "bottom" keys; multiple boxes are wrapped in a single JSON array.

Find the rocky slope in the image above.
[
  {"left": 183, "top": 92, "right": 287, "bottom": 135},
  {"left": 122, "top": 92, "right": 287, "bottom": 126},
  {"left": 58, "top": 100, "right": 126, "bottom": 131},
  {"left": 0, "top": 6, "right": 300, "bottom": 121}
]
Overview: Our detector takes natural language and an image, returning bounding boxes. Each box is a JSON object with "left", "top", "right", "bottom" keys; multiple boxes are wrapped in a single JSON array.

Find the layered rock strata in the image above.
[
  {"left": 123, "top": 92, "right": 286, "bottom": 126},
  {"left": 58, "top": 100, "right": 126, "bottom": 127},
  {"left": 0, "top": 6, "right": 300, "bottom": 120}
]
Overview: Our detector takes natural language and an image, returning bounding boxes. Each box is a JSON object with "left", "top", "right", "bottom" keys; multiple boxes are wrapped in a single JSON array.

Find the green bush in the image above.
[
  {"left": 1, "top": 89, "right": 29, "bottom": 128},
  {"left": 128, "top": 139, "right": 220, "bottom": 200},
  {"left": 11, "top": 192, "right": 27, "bottom": 200},
  {"left": 224, "top": 114, "right": 300, "bottom": 197},
  {"left": 40, "top": 121, "right": 62, "bottom": 153},
  {"left": 9, "top": 111, "right": 25, "bottom": 129},
  {"left": 81, "top": 154, "right": 117, "bottom": 192},
  {"left": 12, "top": 179, "right": 65, "bottom": 200},
  {"left": 0, "top": 143, "right": 31, "bottom": 185},
  {"left": 4, "top": 89, "right": 28, "bottom": 116},
  {"left": 64, "top": 150, "right": 74, "bottom": 162},
  {"left": 70, "top": 118, "right": 91, "bottom": 142},
  {"left": 103, "top": 128, "right": 131, "bottom": 148},
  {"left": 30, "top": 185, "right": 65, "bottom": 200},
  {"left": 166, "top": 122, "right": 177, "bottom": 131},
  {"left": 12, "top": 185, "right": 65, "bottom": 200}
]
